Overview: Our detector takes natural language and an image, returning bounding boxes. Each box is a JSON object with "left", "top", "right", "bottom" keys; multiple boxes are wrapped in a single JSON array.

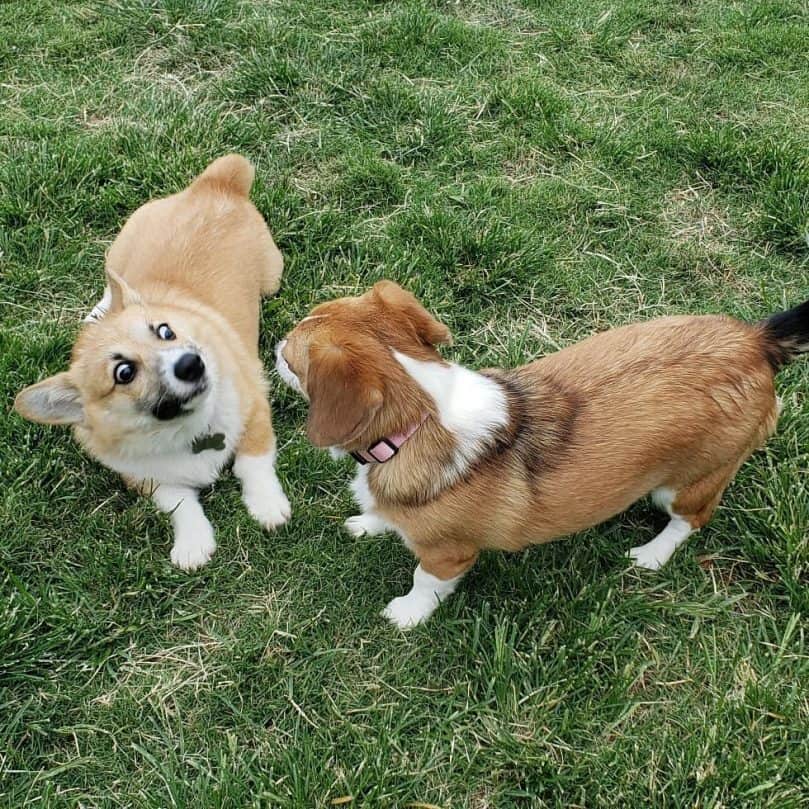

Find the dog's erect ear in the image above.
[
  {"left": 372, "top": 280, "right": 452, "bottom": 347},
  {"left": 306, "top": 344, "right": 383, "bottom": 448},
  {"left": 106, "top": 268, "right": 142, "bottom": 312},
  {"left": 14, "top": 373, "right": 84, "bottom": 425}
]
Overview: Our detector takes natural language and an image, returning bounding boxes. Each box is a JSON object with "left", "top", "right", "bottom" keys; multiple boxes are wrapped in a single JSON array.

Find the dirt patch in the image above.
[{"left": 662, "top": 176, "right": 735, "bottom": 254}]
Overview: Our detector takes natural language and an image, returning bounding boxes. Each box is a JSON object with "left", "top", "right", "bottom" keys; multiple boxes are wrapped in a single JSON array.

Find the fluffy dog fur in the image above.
[
  {"left": 277, "top": 282, "right": 808, "bottom": 628},
  {"left": 15, "top": 155, "right": 291, "bottom": 570}
]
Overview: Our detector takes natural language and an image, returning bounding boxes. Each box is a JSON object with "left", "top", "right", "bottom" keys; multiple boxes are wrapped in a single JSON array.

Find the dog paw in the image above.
[
  {"left": 171, "top": 532, "right": 216, "bottom": 571},
  {"left": 344, "top": 513, "right": 386, "bottom": 538},
  {"left": 628, "top": 544, "right": 664, "bottom": 571},
  {"left": 244, "top": 486, "right": 291, "bottom": 531},
  {"left": 344, "top": 516, "right": 368, "bottom": 537},
  {"left": 381, "top": 594, "right": 437, "bottom": 630}
]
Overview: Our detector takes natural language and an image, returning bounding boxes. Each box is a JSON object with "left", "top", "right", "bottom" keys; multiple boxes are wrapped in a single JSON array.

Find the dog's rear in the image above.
[{"left": 105, "top": 154, "right": 282, "bottom": 349}]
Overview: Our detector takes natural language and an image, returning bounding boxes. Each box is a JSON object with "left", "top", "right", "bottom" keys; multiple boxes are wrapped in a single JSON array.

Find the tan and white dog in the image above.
[
  {"left": 277, "top": 281, "right": 808, "bottom": 628},
  {"left": 15, "top": 155, "right": 291, "bottom": 570}
]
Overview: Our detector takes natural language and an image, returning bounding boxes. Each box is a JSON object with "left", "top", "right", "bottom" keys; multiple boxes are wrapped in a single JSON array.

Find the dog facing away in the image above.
[
  {"left": 276, "top": 281, "right": 808, "bottom": 628},
  {"left": 15, "top": 155, "right": 291, "bottom": 570}
]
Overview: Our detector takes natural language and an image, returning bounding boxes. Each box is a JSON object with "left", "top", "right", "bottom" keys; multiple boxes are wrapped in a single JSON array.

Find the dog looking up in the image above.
[
  {"left": 15, "top": 155, "right": 291, "bottom": 570},
  {"left": 276, "top": 281, "right": 807, "bottom": 628}
]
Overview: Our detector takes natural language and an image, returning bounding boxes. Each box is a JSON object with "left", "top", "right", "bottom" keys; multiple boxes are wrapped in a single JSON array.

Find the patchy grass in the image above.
[{"left": 1, "top": 0, "right": 807, "bottom": 806}]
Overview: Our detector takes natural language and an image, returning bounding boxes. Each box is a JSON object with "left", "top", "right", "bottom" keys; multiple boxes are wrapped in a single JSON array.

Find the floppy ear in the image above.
[
  {"left": 372, "top": 280, "right": 452, "bottom": 347},
  {"left": 14, "top": 373, "right": 84, "bottom": 425},
  {"left": 305, "top": 344, "right": 383, "bottom": 448},
  {"left": 106, "top": 268, "right": 142, "bottom": 312}
]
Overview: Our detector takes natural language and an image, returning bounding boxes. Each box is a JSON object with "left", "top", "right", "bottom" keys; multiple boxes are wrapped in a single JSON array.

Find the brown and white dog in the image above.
[
  {"left": 276, "top": 281, "right": 808, "bottom": 628},
  {"left": 15, "top": 155, "right": 291, "bottom": 570}
]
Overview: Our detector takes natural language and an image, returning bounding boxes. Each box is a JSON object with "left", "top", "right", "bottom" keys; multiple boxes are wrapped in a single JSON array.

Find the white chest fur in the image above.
[{"left": 96, "top": 378, "right": 243, "bottom": 489}]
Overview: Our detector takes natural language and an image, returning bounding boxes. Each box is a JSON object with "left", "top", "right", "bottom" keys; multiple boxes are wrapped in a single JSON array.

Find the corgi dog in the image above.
[
  {"left": 276, "top": 281, "right": 807, "bottom": 628},
  {"left": 15, "top": 155, "right": 291, "bottom": 570}
]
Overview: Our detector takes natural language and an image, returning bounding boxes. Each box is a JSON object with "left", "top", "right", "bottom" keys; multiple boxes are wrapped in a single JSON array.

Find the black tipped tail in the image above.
[{"left": 760, "top": 299, "right": 809, "bottom": 371}]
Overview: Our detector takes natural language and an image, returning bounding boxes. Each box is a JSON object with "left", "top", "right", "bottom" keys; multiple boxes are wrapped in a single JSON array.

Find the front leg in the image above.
[
  {"left": 152, "top": 484, "right": 216, "bottom": 571},
  {"left": 344, "top": 512, "right": 389, "bottom": 537},
  {"left": 233, "top": 400, "right": 291, "bottom": 530},
  {"left": 383, "top": 544, "right": 479, "bottom": 630}
]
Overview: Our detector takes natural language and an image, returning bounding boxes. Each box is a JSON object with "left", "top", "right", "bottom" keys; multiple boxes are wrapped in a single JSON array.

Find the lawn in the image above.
[{"left": 1, "top": 0, "right": 808, "bottom": 805}]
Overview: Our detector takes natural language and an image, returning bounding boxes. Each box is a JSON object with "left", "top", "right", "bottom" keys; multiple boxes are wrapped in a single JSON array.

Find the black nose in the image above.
[{"left": 174, "top": 352, "right": 205, "bottom": 383}]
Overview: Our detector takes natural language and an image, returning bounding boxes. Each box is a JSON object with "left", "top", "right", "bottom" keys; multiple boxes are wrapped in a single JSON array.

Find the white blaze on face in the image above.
[{"left": 275, "top": 340, "right": 305, "bottom": 396}]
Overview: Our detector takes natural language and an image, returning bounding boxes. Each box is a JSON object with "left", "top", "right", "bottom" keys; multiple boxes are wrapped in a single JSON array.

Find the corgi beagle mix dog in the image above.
[
  {"left": 277, "top": 281, "right": 808, "bottom": 628},
  {"left": 15, "top": 155, "right": 291, "bottom": 571}
]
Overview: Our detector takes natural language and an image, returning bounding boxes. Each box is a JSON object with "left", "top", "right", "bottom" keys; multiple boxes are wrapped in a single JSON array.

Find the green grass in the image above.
[{"left": 1, "top": 0, "right": 808, "bottom": 805}]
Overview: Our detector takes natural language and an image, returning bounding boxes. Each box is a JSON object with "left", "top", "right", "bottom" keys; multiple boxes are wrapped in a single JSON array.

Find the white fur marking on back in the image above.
[{"left": 393, "top": 351, "right": 509, "bottom": 473}]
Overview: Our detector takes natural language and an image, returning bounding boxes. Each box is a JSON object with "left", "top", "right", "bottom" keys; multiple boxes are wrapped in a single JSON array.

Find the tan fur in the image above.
[
  {"left": 105, "top": 154, "right": 282, "bottom": 351},
  {"left": 15, "top": 155, "right": 288, "bottom": 565},
  {"left": 281, "top": 283, "right": 783, "bottom": 583}
]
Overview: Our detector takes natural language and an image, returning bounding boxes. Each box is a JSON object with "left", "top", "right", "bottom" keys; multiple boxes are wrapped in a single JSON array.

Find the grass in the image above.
[{"left": 1, "top": 0, "right": 807, "bottom": 805}]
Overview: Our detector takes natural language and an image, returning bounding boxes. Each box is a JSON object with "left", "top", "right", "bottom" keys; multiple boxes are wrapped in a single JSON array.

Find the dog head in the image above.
[
  {"left": 276, "top": 281, "right": 451, "bottom": 449},
  {"left": 15, "top": 270, "right": 217, "bottom": 448}
]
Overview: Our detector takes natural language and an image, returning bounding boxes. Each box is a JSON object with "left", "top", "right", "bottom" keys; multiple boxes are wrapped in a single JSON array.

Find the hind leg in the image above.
[
  {"left": 629, "top": 464, "right": 741, "bottom": 570},
  {"left": 628, "top": 514, "right": 695, "bottom": 570},
  {"left": 630, "top": 402, "right": 779, "bottom": 572}
]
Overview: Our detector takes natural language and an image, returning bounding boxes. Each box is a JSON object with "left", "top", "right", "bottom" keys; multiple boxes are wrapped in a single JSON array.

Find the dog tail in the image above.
[
  {"left": 759, "top": 298, "right": 809, "bottom": 371},
  {"left": 191, "top": 154, "right": 255, "bottom": 197}
]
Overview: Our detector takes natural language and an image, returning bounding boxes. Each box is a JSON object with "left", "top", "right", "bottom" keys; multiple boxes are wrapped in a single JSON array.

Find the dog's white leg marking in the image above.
[
  {"left": 152, "top": 484, "right": 216, "bottom": 571},
  {"left": 628, "top": 515, "right": 694, "bottom": 571},
  {"left": 84, "top": 285, "right": 112, "bottom": 323},
  {"left": 382, "top": 564, "right": 463, "bottom": 629},
  {"left": 233, "top": 451, "right": 291, "bottom": 530},
  {"left": 650, "top": 486, "right": 676, "bottom": 513},
  {"left": 344, "top": 512, "right": 389, "bottom": 537},
  {"left": 347, "top": 467, "right": 390, "bottom": 536}
]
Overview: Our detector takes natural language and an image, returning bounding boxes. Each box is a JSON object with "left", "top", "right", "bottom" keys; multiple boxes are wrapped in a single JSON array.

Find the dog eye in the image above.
[
  {"left": 114, "top": 361, "right": 137, "bottom": 384},
  {"left": 155, "top": 323, "right": 175, "bottom": 341}
]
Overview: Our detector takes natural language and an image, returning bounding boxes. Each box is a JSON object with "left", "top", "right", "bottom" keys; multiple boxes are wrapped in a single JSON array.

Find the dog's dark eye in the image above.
[
  {"left": 114, "top": 361, "right": 136, "bottom": 385},
  {"left": 156, "top": 323, "right": 175, "bottom": 341}
]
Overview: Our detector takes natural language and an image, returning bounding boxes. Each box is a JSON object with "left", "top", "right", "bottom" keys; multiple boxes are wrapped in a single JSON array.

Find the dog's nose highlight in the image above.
[{"left": 174, "top": 352, "right": 205, "bottom": 382}]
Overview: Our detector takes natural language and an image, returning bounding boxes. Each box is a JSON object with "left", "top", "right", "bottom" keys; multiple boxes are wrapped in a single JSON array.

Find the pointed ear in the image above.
[
  {"left": 105, "top": 268, "right": 142, "bottom": 312},
  {"left": 14, "top": 373, "right": 84, "bottom": 425},
  {"left": 372, "top": 281, "right": 452, "bottom": 347},
  {"left": 305, "top": 344, "right": 383, "bottom": 448}
]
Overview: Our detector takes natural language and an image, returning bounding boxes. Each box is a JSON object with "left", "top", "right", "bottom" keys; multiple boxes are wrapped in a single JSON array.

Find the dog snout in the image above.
[{"left": 174, "top": 352, "right": 205, "bottom": 383}]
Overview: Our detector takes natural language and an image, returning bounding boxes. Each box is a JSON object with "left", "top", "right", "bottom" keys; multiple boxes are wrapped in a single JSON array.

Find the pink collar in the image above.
[{"left": 350, "top": 414, "right": 429, "bottom": 465}]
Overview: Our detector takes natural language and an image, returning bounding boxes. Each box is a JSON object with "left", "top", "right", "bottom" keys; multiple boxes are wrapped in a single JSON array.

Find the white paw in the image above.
[
  {"left": 244, "top": 484, "right": 291, "bottom": 531},
  {"left": 170, "top": 524, "right": 216, "bottom": 571},
  {"left": 628, "top": 544, "right": 666, "bottom": 571},
  {"left": 381, "top": 594, "right": 438, "bottom": 630},
  {"left": 344, "top": 513, "right": 386, "bottom": 538}
]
